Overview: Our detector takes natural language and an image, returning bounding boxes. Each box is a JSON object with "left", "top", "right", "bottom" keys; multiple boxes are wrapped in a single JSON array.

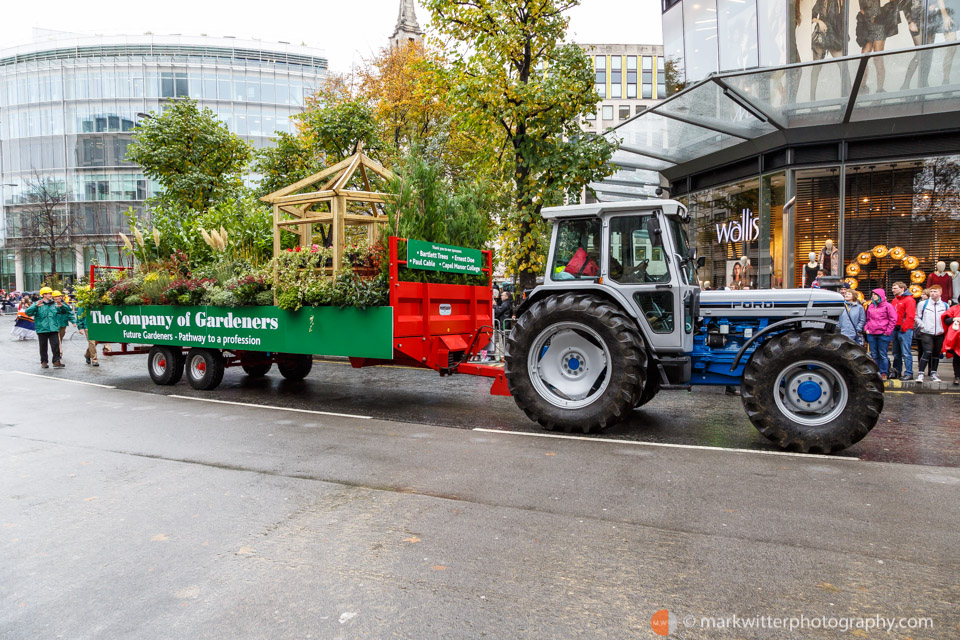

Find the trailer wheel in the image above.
[
  {"left": 186, "top": 348, "right": 225, "bottom": 390},
  {"left": 505, "top": 293, "right": 646, "bottom": 433},
  {"left": 148, "top": 346, "right": 184, "bottom": 386},
  {"left": 741, "top": 330, "right": 883, "bottom": 453},
  {"left": 277, "top": 354, "right": 313, "bottom": 381},
  {"left": 240, "top": 351, "right": 272, "bottom": 378}
]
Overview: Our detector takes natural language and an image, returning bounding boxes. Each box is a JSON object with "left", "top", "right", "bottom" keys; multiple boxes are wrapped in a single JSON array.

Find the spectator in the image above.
[
  {"left": 11, "top": 295, "right": 36, "bottom": 340},
  {"left": 24, "top": 287, "right": 72, "bottom": 368},
  {"left": 890, "top": 281, "right": 916, "bottom": 380},
  {"left": 940, "top": 301, "right": 960, "bottom": 385},
  {"left": 54, "top": 290, "right": 76, "bottom": 355},
  {"left": 915, "top": 285, "right": 949, "bottom": 384},
  {"left": 838, "top": 287, "right": 866, "bottom": 344},
  {"left": 864, "top": 288, "right": 897, "bottom": 380},
  {"left": 495, "top": 291, "right": 514, "bottom": 327},
  {"left": 811, "top": 269, "right": 826, "bottom": 289}
]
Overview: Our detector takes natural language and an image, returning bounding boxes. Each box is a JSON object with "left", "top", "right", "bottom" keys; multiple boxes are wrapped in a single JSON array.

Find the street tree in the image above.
[
  {"left": 424, "top": 0, "right": 616, "bottom": 288},
  {"left": 14, "top": 172, "right": 81, "bottom": 278},
  {"left": 127, "top": 99, "right": 252, "bottom": 210}
]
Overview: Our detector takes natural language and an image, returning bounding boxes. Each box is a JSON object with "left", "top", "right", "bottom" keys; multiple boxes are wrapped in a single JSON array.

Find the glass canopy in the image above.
[{"left": 597, "top": 41, "right": 960, "bottom": 201}]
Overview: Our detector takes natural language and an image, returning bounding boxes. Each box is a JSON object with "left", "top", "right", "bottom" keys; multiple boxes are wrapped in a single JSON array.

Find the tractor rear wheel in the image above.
[
  {"left": 634, "top": 365, "right": 661, "bottom": 408},
  {"left": 741, "top": 329, "right": 883, "bottom": 453},
  {"left": 505, "top": 293, "right": 646, "bottom": 433}
]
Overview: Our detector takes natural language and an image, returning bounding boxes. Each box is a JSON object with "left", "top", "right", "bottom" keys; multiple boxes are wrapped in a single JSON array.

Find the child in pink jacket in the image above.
[{"left": 864, "top": 288, "right": 897, "bottom": 379}]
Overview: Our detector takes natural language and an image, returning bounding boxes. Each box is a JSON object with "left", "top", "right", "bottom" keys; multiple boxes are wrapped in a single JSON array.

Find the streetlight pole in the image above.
[{"left": 0, "top": 182, "right": 16, "bottom": 291}]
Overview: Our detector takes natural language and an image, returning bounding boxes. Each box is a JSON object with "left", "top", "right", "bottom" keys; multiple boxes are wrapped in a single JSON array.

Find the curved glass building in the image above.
[{"left": 0, "top": 33, "right": 327, "bottom": 290}]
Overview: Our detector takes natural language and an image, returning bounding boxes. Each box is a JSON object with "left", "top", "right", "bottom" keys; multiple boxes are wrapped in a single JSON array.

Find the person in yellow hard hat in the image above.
[
  {"left": 25, "top": 288, "right": 72, "bottom": 368},
  {"left": 53, "top": 290, "right": 76, "bottom": 349}
]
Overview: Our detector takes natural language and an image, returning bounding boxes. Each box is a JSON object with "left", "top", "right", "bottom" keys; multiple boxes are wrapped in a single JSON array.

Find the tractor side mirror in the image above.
[{"left": 645, "top": 216, "right": 662, "bottom": 246}]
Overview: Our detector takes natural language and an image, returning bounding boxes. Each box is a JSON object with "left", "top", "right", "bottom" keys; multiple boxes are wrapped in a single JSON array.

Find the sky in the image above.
[{"left": 0, "top": 0, "right": 663, "bottom": 72}]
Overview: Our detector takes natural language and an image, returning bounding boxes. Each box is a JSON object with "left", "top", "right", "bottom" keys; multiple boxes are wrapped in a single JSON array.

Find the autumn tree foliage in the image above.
[{"left": 423, "top": 0, "right": 615, "bottom": 287}]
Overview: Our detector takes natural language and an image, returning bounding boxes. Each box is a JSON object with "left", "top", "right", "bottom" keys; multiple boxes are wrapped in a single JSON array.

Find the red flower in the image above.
[{"left": 295, "top": 246, "right": 301, "bottom": 252}]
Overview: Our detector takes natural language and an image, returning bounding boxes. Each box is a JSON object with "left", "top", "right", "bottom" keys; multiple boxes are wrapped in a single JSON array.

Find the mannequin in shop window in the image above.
[
  {"left": 729, "top": 261, "right": 745, "bottom": 290},
  {"left": 740, "top": 256, "right": 755, "bottom": 289},
  {"left": 927, "top": 261, "right": 953, "bottom": 304},
  {"left": 810, "top": 0, "right": 848, "bottom": 100},
  {"left": 950, "top": 261, "right": 959, "bottom": 305},
  {"left": 802, "top": 252, "right": 820, "bottom": 288},
  {"left": 819, "top": 239, "right": 840, "bottom": 276}
]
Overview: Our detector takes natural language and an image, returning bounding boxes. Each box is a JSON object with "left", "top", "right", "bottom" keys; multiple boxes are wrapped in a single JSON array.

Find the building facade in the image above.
[
  {"left": 0, "top": 33, "right": 327, "bottom": 291},
  {"left": 579, "top": 44, "right": 666, "bottom": 132},
  {"left": 663, "top": 0, "right": 960, "bottom": 85},
  {"left": 597, "top": 43, "right": 960, "bottom": 299}
]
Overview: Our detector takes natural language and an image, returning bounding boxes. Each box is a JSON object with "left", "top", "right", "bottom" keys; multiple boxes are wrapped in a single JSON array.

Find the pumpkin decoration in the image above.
[
  {"left": 903, "top": 255, "right": 919, "bottom": 270},
  {"left": 872, "top": 245, "right": 889, "bottom": 258},
  {"left": 889, "top": 246, "right": 906, "bottom": 260},
  {"left": 844, "top": 277, "right": 859, "bottom": 289},
  {"left": 857, "top": 252, "right": 873, "bottom": 265},
  {"left": 846, "top": 263, "right": 861, "bottom": 276},
  {"left": 909, "top": 284, "right": 923, "bottom": 297},
  {"left": 910, "top": 270, "right": 926, "bottom": 284},
  {"left": 856, "top": 290, "right": 865, "bottom": 302}
]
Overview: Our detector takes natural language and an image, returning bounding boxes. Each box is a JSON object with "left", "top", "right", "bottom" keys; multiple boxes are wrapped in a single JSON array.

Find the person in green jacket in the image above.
[
  {"left": 25, "top": 286, "right": 72, "bottom": 368},
  {"left": 54, "top": 290, "right": 76, "bottom": 358},
  {"left": 74, "top": 302, "right": 99, "bottom": 366}
]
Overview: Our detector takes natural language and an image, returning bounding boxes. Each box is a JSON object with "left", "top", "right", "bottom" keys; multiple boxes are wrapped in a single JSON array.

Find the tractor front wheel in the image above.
[
  {"left": 505, "top": 293, "right": 646, "bottom": 433},
  {"left": 741, "top": 330, "right": 883, "bottom": 453}
]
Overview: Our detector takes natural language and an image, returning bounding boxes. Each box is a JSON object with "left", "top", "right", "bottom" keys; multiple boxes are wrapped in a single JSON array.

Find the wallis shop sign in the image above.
[{"left": 715, "top": 209, "right": 760, "bottom": 244}]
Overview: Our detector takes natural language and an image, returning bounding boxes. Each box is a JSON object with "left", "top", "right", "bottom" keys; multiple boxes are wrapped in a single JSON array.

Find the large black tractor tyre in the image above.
[
  {"left": 505, "top": 293, "right": 647, "bottom": 433},
  {"left": 634, "top": 366, "right": 661, "bottom": 408},
  {"left": 147, "top": 345, "right": 184, "bottom": 386},
  {"left": 240, "top": 351, "right": 272, "bottom": 378},
  {"left": 741, "top": 329, "right": 883, "bottom": 453},
  {"left": 185, "top": 348, "right": 226, "bottom": 391},
  {"left": 277, "top": 353, "right": 313, "bottom": 381}
]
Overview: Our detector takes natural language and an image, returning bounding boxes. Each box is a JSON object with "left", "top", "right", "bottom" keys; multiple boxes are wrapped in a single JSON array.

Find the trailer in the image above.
[{"left": 88, "top": 236, "right": 510, "bottom": 393}]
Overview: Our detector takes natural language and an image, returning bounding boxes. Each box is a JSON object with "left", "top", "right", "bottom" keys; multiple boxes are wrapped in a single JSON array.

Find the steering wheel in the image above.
[{"left": 624, "top": 259, "right": 650, "bottom": 282}]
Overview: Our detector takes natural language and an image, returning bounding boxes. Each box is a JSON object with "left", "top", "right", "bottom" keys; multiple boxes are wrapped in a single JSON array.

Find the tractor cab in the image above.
[{"left": 539, "top": 200, "right": 700, "bottom": 358}]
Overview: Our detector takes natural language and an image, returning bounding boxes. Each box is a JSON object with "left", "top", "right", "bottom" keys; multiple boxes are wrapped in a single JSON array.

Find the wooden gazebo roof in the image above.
[{"left": 261, "top": 147, "right": 395, "bottom": 269}]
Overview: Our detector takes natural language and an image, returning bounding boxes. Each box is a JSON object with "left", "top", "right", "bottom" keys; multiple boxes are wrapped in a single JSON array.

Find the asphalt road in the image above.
[
  {"left": 2, "top": 370, "right": 959, "bottom": 639},
  {"left": 2, "top": 315, "right": 959, "bottom": 467}
]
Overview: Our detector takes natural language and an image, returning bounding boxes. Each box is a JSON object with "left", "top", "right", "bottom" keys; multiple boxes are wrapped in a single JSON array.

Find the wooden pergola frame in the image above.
[{"left": 260, "top": 147, "right": 395, "bottom": 271}]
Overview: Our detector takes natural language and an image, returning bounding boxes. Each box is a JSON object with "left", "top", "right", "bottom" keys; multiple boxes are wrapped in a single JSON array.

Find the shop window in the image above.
[{"left": 794, "top": 168, "right": 841, "bottom": 287}]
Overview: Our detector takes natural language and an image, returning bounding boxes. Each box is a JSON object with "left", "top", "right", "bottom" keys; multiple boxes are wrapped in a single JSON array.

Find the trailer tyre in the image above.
[
  {"left": 148, "top": 346, "right": 184, "bottom": 386},
  {"left": 505, "top": 293, "right": 646, "bottom": 433},
  {"left": 240, "top": 351, "right": 272, "bottom": 378},
  {"left": 186, "top": 348, "right": 226, "bottom": 391},
  {"left": 741, "top": 330, "right": 883, "bottom": 453},
  {"left": 277, "top": 354, "right": 313, "bottom": 381}
]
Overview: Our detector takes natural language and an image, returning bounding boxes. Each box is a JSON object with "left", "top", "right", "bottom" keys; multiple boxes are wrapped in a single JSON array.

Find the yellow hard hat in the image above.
[
  {"left": 39, "top": 286, "right": 53, "bottom": 295},
  {"left": 52, "top": 290, "right": 63, "bottom": 297}
]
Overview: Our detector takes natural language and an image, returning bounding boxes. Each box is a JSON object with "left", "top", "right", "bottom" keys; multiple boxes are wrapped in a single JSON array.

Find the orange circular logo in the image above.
[{"left": 650, "top": 609, "right": 677, "bottom": 636}]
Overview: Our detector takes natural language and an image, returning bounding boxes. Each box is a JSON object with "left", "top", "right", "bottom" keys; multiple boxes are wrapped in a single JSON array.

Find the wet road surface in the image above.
[{"left": 3, "top": 316, "right": 958, "bottom": 468}]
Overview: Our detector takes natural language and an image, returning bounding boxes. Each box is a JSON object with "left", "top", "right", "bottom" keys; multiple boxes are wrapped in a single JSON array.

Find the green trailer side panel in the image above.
[{"left": 86, "top": 305, "right": 393, "bottom": 359}]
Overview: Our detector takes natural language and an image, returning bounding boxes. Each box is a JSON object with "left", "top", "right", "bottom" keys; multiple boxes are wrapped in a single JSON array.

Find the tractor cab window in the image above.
[
  {"left": 608, "top": 215, "right": 671, "bottom": 284},
  {"left": 551, "top": 218, "right": 602, "bottom": 280}
]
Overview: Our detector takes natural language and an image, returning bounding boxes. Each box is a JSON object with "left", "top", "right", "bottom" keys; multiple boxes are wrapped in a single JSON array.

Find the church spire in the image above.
[{"left": 390, "top": 0, "right": 423, "bottom": 48}]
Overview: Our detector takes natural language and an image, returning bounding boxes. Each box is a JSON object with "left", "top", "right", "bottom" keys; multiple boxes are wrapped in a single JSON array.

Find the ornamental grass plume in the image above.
[
  {"left": 119, "top": 232, "right": 133, "bottom": 251},
  {"left": 133, "top": 227, "right": 145, "bottom": 248},
  {"left": 201, "top": 228, "right": 214, "bottom": 249},
  {"left": 152, "top": 228, "right": 161, "bottom": 246},
  {"left": 220, "top": 226, "right": 228, "bottom": 247}
]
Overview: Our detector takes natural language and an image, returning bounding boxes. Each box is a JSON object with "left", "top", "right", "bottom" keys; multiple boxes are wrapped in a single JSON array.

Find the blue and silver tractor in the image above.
[{"left": 504, "top": 200, "right": 883, "bottom": 453}]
